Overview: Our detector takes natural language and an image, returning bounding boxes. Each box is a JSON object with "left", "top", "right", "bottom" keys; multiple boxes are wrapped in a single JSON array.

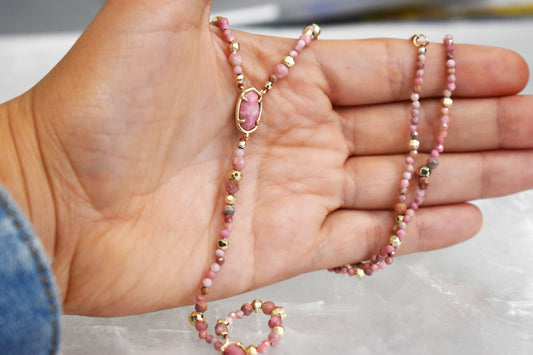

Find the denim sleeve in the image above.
[{"left": 0, "top": 184, "right": 61, "bottom": 355}]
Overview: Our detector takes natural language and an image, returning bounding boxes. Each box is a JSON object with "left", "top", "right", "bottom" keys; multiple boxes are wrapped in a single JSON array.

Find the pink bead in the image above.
[
  {"left": 371, "top": 264, "right": 379, "bottom": 271},
  {"left": 411, "top": 108, "right": 420, "bottom": 117},
  {"left": 229, "top": 52, "right": 242, "bottom": 66},
  {"left": 441, "top": 115, "right": 450, "bottom": 124},
  {"left": 409, "top": 124, "right": 417, "bottom": 133},
  {"left": 215, "top": 342, "right": 223, "bottom": 351},
  {"left": 199, "top": 330, "right": 208, "bottom": 339},
  {"left": 228, "top": 312, "right": 237, "bottom": 320},
  {"left": 236, "top": 310, "right": 244, "bottom": 318},
  {"left": 403, "top": 215, "right": 412, "bottom": 223},
  {"left": 268, "top": 316, "right": 283, "bottom": 328},
  {"left": 217, "top": 17, "right": 229, "bottom": 30},
  {"left": 431, "top": 149, "right": 439, "bottom": 158},
  {"left": 411, "top": 93, "right": 420, "bottom": 101},
  {"left": 233, "top": 66, "right": 242, "bottom": 75},
  {"left": 202, "top": 278, "right": 212, "bottom": 287},
  {"left": 294, "top": 40, "right": 305, "bottom": 52},
  {"left": 233, "top": 156, "right": 246, "bottom": 171},
  {"left": 206, "top": 270, "right": 216, "bottom": 280},
  {"left": 347, "top": 268, "right": 355, "bottom": 276},
  {"left": 398, "top": 195, "right": 406, "bottom": 202},
  {"left": 385, "top": 257, "right": 393, "bottom": 265},
  {"left": 239, "top": 90, "right": 260, "bottom": 131},
  {"left": 400, "top": 179, "right": 409, "bottom": 188},
  {"left": 269, "top": 332, "right": 282, "bottom": 347},
  {"left": 262, "top": 301, "right": 276, "bottom": 315},
  {"left": 412, "top": 101, "right": 420, "bottom": 109},
  {"left": 415, "top": 77, "right": 423, "bottom": 85},
  {"left": 447, "top": 82, "right": 456, "bottom": 91},
  {"left": 300, "top": 33, "right": 312, "bottom": 45},
  {"left": 448, "top": 74, "right": 456, "bottom": 83},
  {"left": 397, "top": 229, "right": 406, "bottom": 238},
  {"left": 436, "top": 144, "right": 444, "bottom": 153},
  {"left": 195, "top": 321, "right": 208, "bottom": 331},
  {"left": 447, "top": 59, "right": 456, "bottom": 68},
  {"left": 406, "top": 156, "right": 414, "bottom": 165},
  {"left": 289, "top": 50, "right": 298, "bottom": 58},
  {"left": 196, "top": 293, "right": 205, "bottom": 302},
  {"left": 216, "top": 249, "right": 225, "bottom": 257},
  {"left": 416, "top": 69, "right": 424, "bottom": 77},
  {"left": 224, "top": 33, "right": 235, "bottom": 43},
  {"left": 220, "top": 230, "right": 230, "bottom": 239},
  {"left": 273, "top": 63, "right": 289, "bottom": 78},
  {"left": 385, "top": 245, "right": 395, "bottom": 253},
  {"left": 436, "top": 136, "right": 445, "bottom": 145},
  {"left": 210, "top": 263, "right": 221, "bottom": 272}
]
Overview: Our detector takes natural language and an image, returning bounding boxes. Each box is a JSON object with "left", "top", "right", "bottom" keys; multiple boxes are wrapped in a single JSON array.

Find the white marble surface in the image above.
[{"left": 1, "top": 18, "right": 532, "bottom": 355}]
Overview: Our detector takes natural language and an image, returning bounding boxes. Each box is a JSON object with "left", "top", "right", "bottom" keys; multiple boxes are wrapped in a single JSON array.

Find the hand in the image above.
[{"left": 1, "top": 0, "right": 531, "bottom": 316}]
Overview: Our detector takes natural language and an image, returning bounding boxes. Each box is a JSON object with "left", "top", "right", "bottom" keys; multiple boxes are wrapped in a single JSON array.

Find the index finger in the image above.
[{"left": 311, "top": 38, "right": 529, "bottom": 106}]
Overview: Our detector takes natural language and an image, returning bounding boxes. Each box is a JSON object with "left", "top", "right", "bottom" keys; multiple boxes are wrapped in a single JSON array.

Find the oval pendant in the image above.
[{"left": 235, "top": 87, "right": 263, "bottom": 136}]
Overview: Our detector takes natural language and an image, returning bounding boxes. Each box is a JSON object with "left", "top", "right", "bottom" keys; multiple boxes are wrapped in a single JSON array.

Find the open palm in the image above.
[{"left": 10, "top": 0, "right": 531, "bottom": 316}]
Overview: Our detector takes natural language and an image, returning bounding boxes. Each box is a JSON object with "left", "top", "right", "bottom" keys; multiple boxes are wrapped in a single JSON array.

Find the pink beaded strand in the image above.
[
  {"left": 189, "top": 17, "right": 320, "bottom": 355},
  {"left": 328, "top": 34, "right": 456, "bottom": 278}
]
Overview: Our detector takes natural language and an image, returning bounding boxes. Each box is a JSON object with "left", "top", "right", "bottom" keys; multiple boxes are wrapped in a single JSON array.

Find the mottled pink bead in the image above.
[
  {"left": 268, "top": 316, "right": 283, "bottom": 328},
  {"left": 220, "top": 229, "right": 230, "bottom": 238},
  {"left": 269, "top": 332, "right": 282, "bottom": 347},
  {"left": 411, "top": 108, "right": 420, "bottom": 117},
  {"left": 372, "top": 264, "right": 379, "bottom": 271},
  {"left": 228, "top": 312, "right": 237, "bottom": 320},
  {"left": 410, "top": 202, "right": 419, "bottom": 210},
  {"left": 386, "top": 245, "right": 395, "bottom": 253},
  {"left": 196, "top": 293, "right": 205, "bottom": 302},
  {"left": 409, "top": 124, "right": 417, "bottom": 133},
  {"left": 340, "top": 266, "right": 348, "bottom": 274},
  {"left": 412, "top": 100, "right": 420, "bottom": 109},
  {"left": 436, "top": 136, "right": 445, "bottom": 145},
  {"left": 289, "top": 50, "right": 298, "bottom": 58},
  {"left": 300, "top": 33, "right": 312, "bottom": 45},
  {"left": 262, "top": 301, "right": 276, "bottom": 315},
  {"left": 436, "top": 144, "right": 444, "bottom": 153},
  {"left": 397, "top": 229, "right": 406, "bottom": 238},
  {"left": 202, "top": 278, "right": 212, "bottom": 287},
  {"left": 406, "top": 208, "right": 415, "bottom": 217},
  {"left": 206, "top": 334, "right": 215, "bottom": 344},
  {"left": 415, "top": 77, "right": 423, "bottom": 85},
  {"left": 441, "top": 115, "right": 450, "bottom": 124},
  {"left": 431, "top": 149, "right": 439, "bottom": 158},
  {"left": 447, "top": 82, "right": 456, "bottom": 91},
  {"left": 236, "top": 310, "right": 244, "bottom": 318},
  {"left": 411, "top": 93, "right": 420, "bottom": 101},
  {"left": 416, "top": 69, "right": 424, "bottom": 77},
  {"left": 447, "top": 59, "right": 456, "bottom": 68},
  {"left": 441, "top": 107, "right": 449, "bottom": 115},
  {"left": 294, "top": 40, "right": 305, "bottom": 52},
  {"left": 223, "top": 344, "right": 246, "bottom": 355},
  {"left": 233, "top": 66, "right": 242, "bottom": 75},
  {"left": 206, "top": 270, "right": 216, "bottom": 280},
  {"left": 210, "top": 263, "right": 221, "bottom": 272},
  {"left": 199, "top": 330, "right": 208, "bottom": 339},
  {"left": 259, "top": 340, "right": 271, "bottom": 353},
  {"left": 214, "top": 342, "right": 223, "bottom": 351},
  {"left": 217, "top": 17, "right": 229, "bottom": 30},
  {"left": 400, "top": 179, "right": 410, "bottom": 188},
  {"left": 406, "top": 156, "right": 414, "bottom": 165},
  {"left": 241, "top": 303, "right": 253, "bottom": 316},
  {"left": 216, "top": 249, "right": 225, "bottom": 257},
  {"left": 195, "top": 320, "right": 208, "bottom": 331},
  {"left": 448, "top": 74, "right": 456, "bottom": 83},
  {"left": 225, "top": 180, "right": 239, "bottom": 194},
  {"left": 398, "top": 195, "right": 406, "bottom": 203},
  {"left": 232, "top": 156, "right": 246, "bottom": 171},
  {"left": 274, "top": 63, "right": 289, "bottom": 78},
  {"left": 229, "top": 52, "right": 242, "bottom": 66},
  {"left": 385, "top": 257, "right": 394, "bottom": 265},
  {"left": 347, "top": 268, "right": 355, "bottom": 276}
]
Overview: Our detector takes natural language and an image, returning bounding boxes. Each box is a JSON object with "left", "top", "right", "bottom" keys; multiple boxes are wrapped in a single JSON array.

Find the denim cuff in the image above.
[{"left": 0, "top": 184, "right": 61, "bottom": 354}]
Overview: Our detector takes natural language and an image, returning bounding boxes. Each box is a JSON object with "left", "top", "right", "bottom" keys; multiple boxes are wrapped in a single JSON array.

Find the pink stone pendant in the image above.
[
  {"left": 235, "top": 87, "right": 263, "bottom": 136},
  {"left": 220, "top": 341, "right": 247, "bottom": 355}
]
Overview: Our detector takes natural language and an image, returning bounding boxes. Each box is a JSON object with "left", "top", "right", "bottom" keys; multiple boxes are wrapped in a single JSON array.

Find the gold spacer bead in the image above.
[
  {"left": 442, "top": 97, "right": 453, "bottom": 108},
  {"left": 396, "top": 214, "right": 405, "bottom": 223},
  {"left": 229, "top": 41, "right": 240, "bottom": 52},
  {"left": 217, "top": 318, "right": 230, "bottom": 327},
  {"left": 271, "top": 306, "right": 287, "bottom": 320},
  {"left": 418, "top": 46, "right": 427, "bottom": 55},
  {"left": 211, "top": 16, "right": 221, "bottom": 25},
  {"left": 188, "top": 311, "right": 205, "bottom": 326},
  {"left": 418, "top": 166, "right": 431, "bottom": 178},
  {"left": 225, "top": 194, "right": 236, "bottom": 205},
  {"left": 310, "top": 23, "right": 322, "bottom": 39},
  {"left": 246, "top": 345, "right": 258, "bottom": 355},
  {"left": 283, "top": 55, "right": 295, "bottom": 68},
  {"left": 230, "top": 170, "right": 242, "bottom": 181},
  {"left": 265, "top": 81, "right": 273, "bottom": 90},
  {"left": 272, "top": 325, "right": 285, "bottom": 336},
  {"left": 218, "top": 238, "right": 229, "bottom": 250},
  {"left": 219, "top": 330, "right": 228, "bottom": 337},
  {"left": 251, "top": 299, "right": 263, "bottom": 313},
  {"left": 355, "top": 268, "right": 365, "bottom": 279},
  {"left": 390, "top": 235, "right": 402, "bottom": 247},
  {"left": 409, "top": 139, "right": 420, "bottom": 151},
  {"left": 238, "top": 139, "right": 247, "bottom": 149},
  {"left": 236, "top": 74, "right": 245, "bottom": 84},
  {"left": 201, "top": 287, "right": 209, "bottom": 295}
]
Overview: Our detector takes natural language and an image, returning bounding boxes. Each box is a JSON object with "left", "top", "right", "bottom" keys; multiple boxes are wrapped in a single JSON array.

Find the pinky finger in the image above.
[{"left": 313, "top": 203, "right": 483, "bottom": 271}]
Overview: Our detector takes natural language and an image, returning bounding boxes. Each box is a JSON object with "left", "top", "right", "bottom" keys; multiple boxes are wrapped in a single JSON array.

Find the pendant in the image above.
[{"left": 235, "top": 87, "right": 263, "bottom": 137}]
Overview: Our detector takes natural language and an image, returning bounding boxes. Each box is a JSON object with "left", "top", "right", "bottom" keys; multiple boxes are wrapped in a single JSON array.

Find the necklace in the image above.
[{"left": 189, "top": 17, "right": 455, "bottom": 354}]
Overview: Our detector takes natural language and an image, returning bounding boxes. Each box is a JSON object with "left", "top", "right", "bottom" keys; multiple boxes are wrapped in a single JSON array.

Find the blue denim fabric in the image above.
[{"left": 0, "top": 185, "right": 61, "bottom": 354}]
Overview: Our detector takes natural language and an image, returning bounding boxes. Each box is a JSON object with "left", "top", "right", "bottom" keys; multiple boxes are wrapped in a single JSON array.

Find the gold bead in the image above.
[
  {"left": 188, "top": 311, "right": 204, "bottom": 326},
  {"left": 442, "top": 97, "right": 453, "bottom": 108},
  {"left": 283, "top": 55, "right": 295, "bottom": 68},
  {"left": 230, "top": 170, "right": 242, "bottom": 181},
  {"left": 218, "top": 239, "right": 229, "bottom": 250},
  {"left": 201, "top": 287, "right": 209, "bottom": 295},
  {"left": 390, "top": 235, "right": 402, "bottom": 247},
  {"left": 418, "top": 166, "right": 431, "bottom": 178},
  {"left": 304, "top": 23, "right": 321, "bottom": 39},
  {"left": 238, "top": 139, "right": 247, "bottom": 149},
  {"left": 229, "top": 41, "right": 240, "bottom": 52},
  {"left": 236, "top": 74, "right": 245, "bottom": 84},
  {"left": 246, "top": 345, "right": 258, "bottom": 355},
  {"left": 396, "top": 214, "right": 405, "bottom": 223},
  {"left": 225, "top": 194, "right": 236, "bottom": 205},
  {"left": 272, "top": 325, "right": 285, "bottom": 336},
  {"left": 217, "top": 318, "right": 230, "bottom": 327},
  {"left": 355, "top": 268, "right": 365, "bottom": 279},
  {"left": 418, "top": 46, "right": 427, "bottom": 55},
  {"left": 271, "top": 306, "right": 287, "bottom": 320},
  {"left": 251, "top": 299, "right": 263, "bottom": 313},
  {"left": 265, "top": 81, "right": 273, "bottom": 90},
  {"left": 409, "top": 139, "right": 420, "bottom": 151},
  {"left": 211, "top": 16, "right": 221, "bottom": 25}
]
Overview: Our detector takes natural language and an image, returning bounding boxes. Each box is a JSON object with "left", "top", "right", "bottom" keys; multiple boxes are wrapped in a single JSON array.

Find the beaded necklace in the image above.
[{"left": 189, "top": 17, "right": 455, "bottom": 355}]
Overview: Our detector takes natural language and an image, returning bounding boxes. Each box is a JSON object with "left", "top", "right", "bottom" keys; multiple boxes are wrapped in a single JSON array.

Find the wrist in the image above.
[{"left": 0, "top": 93, "right": 57, "bottom": 267}]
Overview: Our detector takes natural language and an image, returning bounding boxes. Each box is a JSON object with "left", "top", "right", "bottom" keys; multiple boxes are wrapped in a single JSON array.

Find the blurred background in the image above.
[{"left": 1, "top": 0, "right": 533, "bottom": 33}]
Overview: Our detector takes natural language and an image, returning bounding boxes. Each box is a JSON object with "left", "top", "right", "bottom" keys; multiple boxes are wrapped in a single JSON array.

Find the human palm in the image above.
[{"left": 7, "top": 0, "right": 532, "bottom": 316}]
